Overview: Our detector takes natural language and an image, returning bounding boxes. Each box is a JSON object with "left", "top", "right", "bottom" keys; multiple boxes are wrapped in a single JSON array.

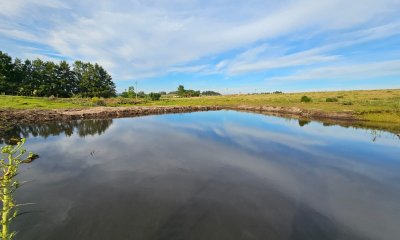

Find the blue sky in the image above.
[{"left": 1, "top": 0, "right": 400, "bottom": 93}]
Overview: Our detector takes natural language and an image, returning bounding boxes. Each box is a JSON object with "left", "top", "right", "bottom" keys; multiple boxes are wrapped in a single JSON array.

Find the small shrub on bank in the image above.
[
  {"left": 326, "top": 97, "right": 338, "bottom": 102},
  {"left": 300, "top": 95, "right": 312, "bottom": 103},
  {"left": 91, "top": 97, "right": 105, "bottom": 106},
  {"left": 48, "top": 95, "right": 56, "bottom": 101},
  {"left": 149, "top": 92, "right": 161, "bottom": 101}
]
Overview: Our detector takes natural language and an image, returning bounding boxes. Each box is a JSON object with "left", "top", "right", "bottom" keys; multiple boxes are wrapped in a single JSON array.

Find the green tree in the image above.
[
  {"left": 121, "top": 86, "right": 135, "bottom": 98},
  {"left": 202, "top": 91, "right": 221, "bottom": 96},
  {"left": 75, "top": 62, "right": 116, "bottom": 98},
  {"left": 56, "top": 61, "right": 76, "bottom": 97},
  {"left": 18, "top": 60, "right": 34, "bottom": 96},
  {"left": 95, "top": 64, "right": 116, "bottom": 98},
  {"left": 0, "top": 51, "right": 116, "bottom": 98},
  {"left": 185, "top": 90, "right": 200, "bottom": 97},
  {"left": 177, "top": 85, "right": 185, "bottom": 97},
  {"left": 0, "top": 51, "right": 13, "bottom": 95},
  {"left": 148, "top": 92, "right": 161, "bottom": 101},
  {"left": 31, "top": 59, "right": 45, "bottom": 96},
  {"left": 137, "top": 91, "right": 146, "bottom": 98},
  {"left": 41, "top": 61, "right": 58, "bottom": 97}
]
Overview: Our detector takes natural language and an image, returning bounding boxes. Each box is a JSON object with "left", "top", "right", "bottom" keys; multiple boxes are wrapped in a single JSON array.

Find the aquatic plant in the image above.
[{"left": 0, "top": 139, "right": 37, "bottom": 240}]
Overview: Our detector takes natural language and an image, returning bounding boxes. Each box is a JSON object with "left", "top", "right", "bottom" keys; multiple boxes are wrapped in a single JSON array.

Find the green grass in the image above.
[
  {"left": 1, "top": 89, "right": 400, "bottom": 124},
  {"left": 0, "top": 96, "right": 89, "bottom": 109}
]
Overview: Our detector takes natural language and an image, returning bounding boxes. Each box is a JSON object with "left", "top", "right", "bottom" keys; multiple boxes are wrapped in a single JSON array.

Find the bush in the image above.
[
  {"left": 48, "top": 95, "right": 56, "bottom": 100},
  {"left": 91, "top": 97, "right": 105, "bottom": 106},
  {"left": 300, "top": 95, "right": 312, "bottom": 103},
  {"left": 149, "top": 92, "right": 161, "bottom": 101},
  {"left": 137, "top": 91, "right": 146, "bottom": 98},
  {"left": 202, "top": 91, "right": 221, "bottom": 96},
  {"left": 342, "top": 101, "right": 353, "bottom": 105},
  {"left": 121, "top": 86, "right": 135, "bottom": 98},
  {"left": 326, "top": 97, "right": 338, "bottom": 102}
]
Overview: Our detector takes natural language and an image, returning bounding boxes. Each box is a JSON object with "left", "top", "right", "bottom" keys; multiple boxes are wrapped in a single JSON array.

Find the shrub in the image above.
[
  {"left": 91, "top": 97, "right": 105, "bottom": 106},
  {"left": 300, "top": 95, "right": 312, "bottom": 103},
  {"left": 342, "top": 101, "right": 353, "bottom": 105},
  {"left": 202, "top": 91, "right": 221, "bottom": 96},
  {"left": 121, "top": 86, "right": 135, "bottom": 98},
  {"left": 149, "top": 92, "right": 161, "bottom": 101},
  {"left": 326, "top": 97, "right": 338, "bottom": 102},
  {"left": 48, "top": 95, "right": 56, "bottom": 100}
]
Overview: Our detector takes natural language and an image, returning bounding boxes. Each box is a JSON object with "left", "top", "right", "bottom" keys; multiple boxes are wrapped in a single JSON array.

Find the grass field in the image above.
[{"left": 1, "top": 89, "right": 399, "bottom": 124}]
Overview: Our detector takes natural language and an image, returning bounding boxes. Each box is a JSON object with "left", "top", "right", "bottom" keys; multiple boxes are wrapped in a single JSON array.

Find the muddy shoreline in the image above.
[
  {"left": 1, "top": 106, "right": 399, "bottom": 136},
  {"left": 0, "top": 106, "right": 222, "bottom": 124}
]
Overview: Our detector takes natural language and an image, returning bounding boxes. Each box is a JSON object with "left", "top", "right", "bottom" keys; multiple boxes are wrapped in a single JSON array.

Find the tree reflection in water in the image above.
[{"left": 0, "top": 119, "right": 113, "bottom": 144}]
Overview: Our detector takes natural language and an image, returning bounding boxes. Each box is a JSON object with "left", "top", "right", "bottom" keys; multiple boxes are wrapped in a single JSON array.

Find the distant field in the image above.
[{"left": 1, "top": 89, "right": 399, "bottom": 124}]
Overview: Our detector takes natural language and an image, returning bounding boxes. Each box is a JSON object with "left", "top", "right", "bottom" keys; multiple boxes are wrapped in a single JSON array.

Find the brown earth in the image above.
[{"left": 0, "top": 106, "right": 221, "bottom": 125}]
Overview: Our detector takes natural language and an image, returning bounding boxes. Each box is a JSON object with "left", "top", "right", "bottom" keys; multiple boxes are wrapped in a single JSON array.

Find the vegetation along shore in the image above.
[{"left": 1, "top": 89, "right": 399, "bottom": 135}]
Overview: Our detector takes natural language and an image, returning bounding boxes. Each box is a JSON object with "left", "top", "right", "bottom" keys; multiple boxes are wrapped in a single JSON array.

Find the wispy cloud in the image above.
[
  {"left": 218, "top": 21, "right": 400, "bottom": 75},
  {"left": 0, "top": 0, "right": 68, "bottom": 17},
  {"left": 0, "top": 0, "right": 399, "bottom": 91},
  {"left": 226, "top": 50, "right": 340, "bottom": 75},
  {"left": 268, "top": 60, "right": 400, "bottom": 82}
]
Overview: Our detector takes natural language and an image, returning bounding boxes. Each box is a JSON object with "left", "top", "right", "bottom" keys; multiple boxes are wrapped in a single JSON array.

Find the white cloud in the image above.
[
  {"left": 1, "top": 0, "right": 400, "bottom": 81},
  {"left": 168, "top": 64, "right": 210, "bottom": 73},
  {"left": 268, "top": 60, "right": 400, "bottom": 82},
  {"left": 226, "top": 50, "right": 340, "bottom": 75},
  {"left": 216, "top": 20, "right": 400, "bottom": 75},
  {"left": 0, "top": 0, "right": 68, "bottom": 17},
  {"left": 0, "top": 28, "right": 39, "bottom": 42}
]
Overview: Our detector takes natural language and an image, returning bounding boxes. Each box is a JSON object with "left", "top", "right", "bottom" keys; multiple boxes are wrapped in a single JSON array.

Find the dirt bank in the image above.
[
  {"left": 0, "top": 106, "right": 222, "bottom": 125},
  {"left": 0, "top": 105, "right": 356, "bottom": 124}
]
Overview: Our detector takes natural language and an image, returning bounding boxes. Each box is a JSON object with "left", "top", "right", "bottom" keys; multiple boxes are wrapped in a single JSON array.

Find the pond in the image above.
[{"left": 3, "top": 110, "right": 400, "bottom": 240}]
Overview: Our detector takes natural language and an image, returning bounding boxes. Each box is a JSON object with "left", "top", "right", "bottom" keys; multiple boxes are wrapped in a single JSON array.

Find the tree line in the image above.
[
  {"left": 120, "top": 86, "right": 162, "bottom": 100},
  {"left": 121, "top": 85, "right": 221, "bottom": 100},
  {"left": 176, "top": 85, "right": 221, "bottom": 97},
  {"left": 0, "top": 51, "right": 116, "bottom": 98}
]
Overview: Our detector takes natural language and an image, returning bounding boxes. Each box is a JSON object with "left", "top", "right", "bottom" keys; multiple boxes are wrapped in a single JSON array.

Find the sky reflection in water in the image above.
[{"left": 4, "top": 110, "right": 400, "bottom": 240}]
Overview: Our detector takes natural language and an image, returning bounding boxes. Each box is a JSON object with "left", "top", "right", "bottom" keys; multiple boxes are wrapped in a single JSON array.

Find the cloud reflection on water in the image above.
[{"left": 8, "top": 111, "right": 400, "bottom": 240}]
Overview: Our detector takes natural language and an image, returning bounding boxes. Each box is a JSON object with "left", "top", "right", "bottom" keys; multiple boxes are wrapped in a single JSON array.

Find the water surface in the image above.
[{"left": 3, "top": 110, "right": 400, "bottom": 240}]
